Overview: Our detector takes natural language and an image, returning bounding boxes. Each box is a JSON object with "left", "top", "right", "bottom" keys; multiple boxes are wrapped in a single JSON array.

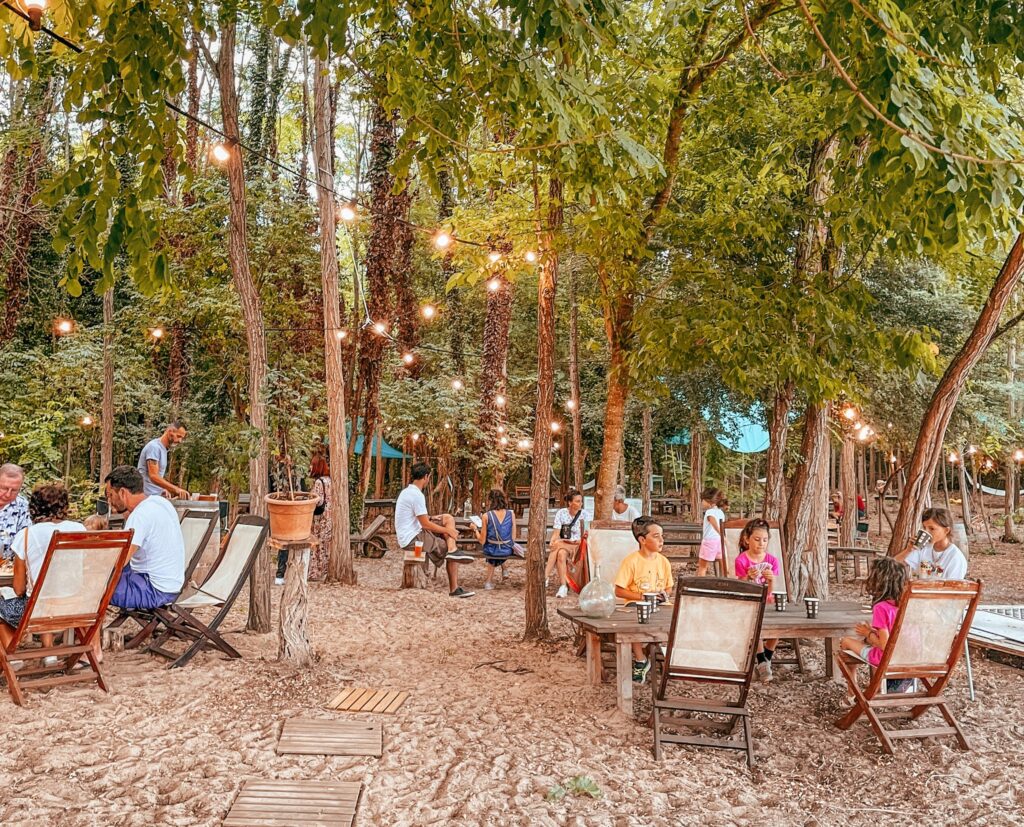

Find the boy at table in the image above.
[{"left": 614, "top": 516, "right": 673, "bottom": 683}]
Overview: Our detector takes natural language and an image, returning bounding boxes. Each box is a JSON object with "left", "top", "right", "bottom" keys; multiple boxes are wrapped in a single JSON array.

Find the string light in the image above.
[
  {"left": 444, "top": 422, "right": 451, "bottom": 430},
  {"left": 983, "top": 458, "right": 995, "bottom": 471},
  {"left": 80, "top": 415, "right": 93, "bottom": 426},
  {"left": 524, "top": 250, "right": 538, "bottom": 263},
  {"left": 487, "top": 278, "right": 501, "bottom": 292},
  {"left": 552, "top": 441, "right": 561, "bottom": 451},
  {"left": 488, "top": 251, "right": 501, "bottom": 264},
  {"left": 550, "top": 421, "right": 562, "bottom": 433},
  {"left": 565, "top": 399, "right": 576, "bottom": 410},
  {"left": 335, "top": 329, "right": 347, "bottom": 340},
  {"left": 402, "top": 352, "right": 415, "bottom": 365},
  {"left": 210, "top": 142, "right": 231, "bottom": 164},
  {"left": 373, "top": 322, "right": 387, "bottom": 335},
  {"left": 433, "top": 232, "right": 453, "bottom": 250},
  {"left": 53, "top": 317, "right": 75, "bottom": 335},
  {"left": 150, "top": 327, "right": 164, "bottom": 340},
  {"left": 857, "top": 425, "right": 873, "bottom": 441},
  {"left": 421, "top": 304, "right": 437, "bottom": 321},
  {"left": 948, "top": 451, "right": 959, "bottom": 464},
  {"left": 451, "top": 378, "right": 464, "bottom": 391},
  {"left": 1014, "top": 449, "right": 1024, "bottom": 462},
  {"left": 517, "top": 438, "right": 531, "bottom": 450},
  {"left": 842, "top": 406, "right": 857, "bottom": 421},
  {"left": 494, "top": 394, "right": 506, "bottom": 407},
  {"left": 496, "top": 425, "right": 505, "bottom": 434},
  {"left": 24, "top": 0, "right": 45, "bottom": 31},
  {"left": 499, "top": 436, "right": 509, "bottom": 446},
  {"left": 967, "top": 445, "right": 977, "bottom": 455},
  {"left": 339, "top": 202, "right": 357, "bottom": 222},
  {"left": 411, "top": 433, "right": 420, "bottom": 442},
  {"left": 853, "top": 421, "right": 863, "bottom": 431}
]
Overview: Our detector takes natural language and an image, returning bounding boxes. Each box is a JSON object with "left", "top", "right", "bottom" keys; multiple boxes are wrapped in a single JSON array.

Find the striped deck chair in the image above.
[{"left": 1, "top": 531, "right": 133, "bottom": 706}]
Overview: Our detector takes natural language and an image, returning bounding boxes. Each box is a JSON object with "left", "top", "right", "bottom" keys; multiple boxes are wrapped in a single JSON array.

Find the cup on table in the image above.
[
  {"left": 913, "top": 529, "right": 932, "bottom": 549},
  {"left": 642, "top": 592, "right": 660, "bottom": 612},
  {"left": 636, "top": 601, "right": 653, "bottom": 624},
  {"left": 772, "top": 592, "right": 787, "bottom": 612},
  {"left": 414, "top": 540, "right": 424, "bottom": 559},
  {"left": 804, "top": 597, "right": 819, "bottom": 618}
]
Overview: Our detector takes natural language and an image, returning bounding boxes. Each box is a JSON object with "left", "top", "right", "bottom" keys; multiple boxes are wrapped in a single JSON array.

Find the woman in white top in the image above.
[
  {"left": 697, "top": 486, "right": 726, "bottom": 576},
  {"left": 0, "top": 483, "right": 85, "bottom": 651},
  {"left": 545, "top": 489, "right": 592, "bottom": 598},
  {"left": 895, "top": 507, "right": 968, "bottom": 580},
  {"left": 610, "top": 486, "right": 640, "bottom": 523}
]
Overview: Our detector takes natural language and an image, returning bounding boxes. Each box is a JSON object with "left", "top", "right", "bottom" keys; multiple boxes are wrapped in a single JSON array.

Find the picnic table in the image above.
[
  {"left": 558, "top": 600, "right": 865, "bottom": 716},
  {"left": 651, "top": 497, "right": 689, "bottom": 518}
]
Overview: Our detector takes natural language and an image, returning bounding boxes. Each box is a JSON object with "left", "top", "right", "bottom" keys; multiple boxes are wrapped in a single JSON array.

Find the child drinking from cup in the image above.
[
  {"left": 614, "top": 516, "right": 673, "bottom": 683},
  {"left": 894, "top": 507, "right": 967, "bottom": 580},
  {"left": 696, "top": 487, "right": 725, "bottom": 577},
  {"left": 840, "top": 556, "right": 910, "bottom": 691},
  {"left": 733, "top": 518, "right": 780, "bottom": 682}
]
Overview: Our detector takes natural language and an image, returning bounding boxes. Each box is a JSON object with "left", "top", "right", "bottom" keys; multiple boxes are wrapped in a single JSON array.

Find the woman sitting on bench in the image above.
[{"left": 476, "top": 488, "right": 515, "bottom": 590}]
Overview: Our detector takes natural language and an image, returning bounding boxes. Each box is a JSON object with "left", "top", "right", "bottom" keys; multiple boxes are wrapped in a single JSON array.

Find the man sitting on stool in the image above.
[{"left": 395, "top": 463, "right": 475, "bottom": 598}]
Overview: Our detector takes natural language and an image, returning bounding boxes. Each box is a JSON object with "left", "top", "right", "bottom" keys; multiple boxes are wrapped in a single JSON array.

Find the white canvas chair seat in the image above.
[
  {"left": 652, "top": 576, "right": 767, "bottom": 766},
  {"left": 1, "top": 530, "right": 134, "bottom": 706},
  {"left": 585, "top": 522, "right": 638, "bottom": 587},
  {"left": 836, "top": 580, "right": 982, "bottom": 755}
]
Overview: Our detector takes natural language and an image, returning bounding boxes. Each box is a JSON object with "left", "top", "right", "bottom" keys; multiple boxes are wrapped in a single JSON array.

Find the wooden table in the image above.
[
  {"left": 271, "top": 537, "right": 318, "bottom": 667},
  {"left": 558, "top": 600, "right": 865, "bottom": 716}
]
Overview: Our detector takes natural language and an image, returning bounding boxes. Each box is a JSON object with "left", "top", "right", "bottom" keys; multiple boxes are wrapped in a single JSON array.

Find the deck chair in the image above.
[
  {"left": 1, "top": 530, "right": 133, "bottom": 706},
  {"left": 107, "top": 508, "right": 220, "bottom": 649},
  {"left": 723, "top": 519, "right": 805, "bottom": 672},
  {"left": 584, "top": 522, "right": 638, "bottom": 590},
  {"left": 146, "top": 516, "right": 268, "bottom": 669},
  {"left": 352, "top": 515, "right": 387, "bottom": 558},
  {"left": 836, "top": 579, "right": 982, "bottom": 754},
  {"left": 651, "top": 577, "right": 767, "bottom": 766}
]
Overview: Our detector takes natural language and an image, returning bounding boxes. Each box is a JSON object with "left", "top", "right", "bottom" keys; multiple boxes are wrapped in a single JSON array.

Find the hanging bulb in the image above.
[
  {"left": 967, "top": 445, "right": 977, "bottom": 455},
  {"left": 565, "top": 398, "right": 576, "bottom": 411},
  {"left": 373, "top": 322, "right": 387, "bottom": 335},
  {"left": 1013, "top": 449, "right": 1024, "bottom": 463},
  {"left": 494, "top": 394, "right": 506, "bottom": 408},
  {"left": 496, "top": 425, "right": 505, "bottom": 434},
  {"left": 488, "top": 251, "right": 501, "bottom": 264},
  {"left": 421, "top": 304, "right": 437, "bottom": 321},
  {"left": 487, "top": 278, "right": 501, "bottom": 292},
  {"left": 80, "top": 415, "right": 93, "bottom": 426},
  {"left": 402, "top": 352, "right": 415, "bottom": 365},
  {"left": 948, "top": 451, "right": 959, "bottom": 464},
  {"left": 499, "top": 436, "right": 509, "bottom": 446},
  {"left": 53, "top": 317, "right": 75, "bottom": 335},
  {"left": 335, "top": 329, "right": 348, "bottom": 340},
  {"left": 339, "top": 202, "right": 357, "bottom": 222},
  {"left": 524, "top": 250, "right": 538, "bottom": 263},
  {"left": 444, "top": 422, "right": 451, "bottom": 430},
  {"left": 552, "top": 442, "right": 561, "bottom": 451},
  {"left": 211, "top": 142, "right": 231, "bottom": 164},
  {"left": 150, "top": 327, "right": 165, "bottom": 340},
  {"left": 550, "top": 421, "right": 561, "bottom": 433},
  {"left": 451, "top": 379, "right": 464, "bottom": 391},
  {"left": 842, "top": 406, "right": 857, "bottom": 421},
  {"left": 24, "top": 0, "right": 45, "bottom": 31},
  {"left": 411, "top": 433, "right": 420, "bottom": 442},
  {"left": 433, "top": 232, "right": 453, "bottom": 250}
]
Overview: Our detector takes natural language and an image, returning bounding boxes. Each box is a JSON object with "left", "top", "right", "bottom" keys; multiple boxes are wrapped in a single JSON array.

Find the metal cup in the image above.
[
  {"left": 913, "top": 529, "right": 932, "bottom": 549},
  {"left": 773, "top": 592, "right": 787, "bottom": 612},
  {"left": 804, "top": 597, "right": 819, "bottom": 618},
  {"left": 637, "top": 601, "right": 653, "bottom": 624},
  {"left": 643, "top": 592, "right": 660, "bottom": 612}
]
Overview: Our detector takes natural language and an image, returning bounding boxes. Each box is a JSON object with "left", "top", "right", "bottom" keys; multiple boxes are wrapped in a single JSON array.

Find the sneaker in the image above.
[
  {"left": 484, "top": 581, "right": 495, "bottom": 590},
  {"left": 43, "top": 655, "right": 59, "bottom": 667},
  {"left": 274, "top": 577, "right": 285, "bottom": 586},
  {"left": 555, "top": 585, "right": 569, "bottom": 599},
  {"left": 756, "top": 661, "right": 773, "bottom": 683},
  {"left": 449, "top": 587, "right": 475, "bottom": 598},
  {"left": 501, "top": 567, "right": 510, "bottom": 582},
  {"left": 446, "top": 549, "right": 475, "bottom": 563},
  {"left": 632, "top": 659, "right": 651, "bottom": 683}
]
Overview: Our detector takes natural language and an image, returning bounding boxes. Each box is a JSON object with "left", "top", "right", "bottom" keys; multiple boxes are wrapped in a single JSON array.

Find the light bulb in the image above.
[
  {"left": 421, "top": 305, "right": 437, "bottom": 320},
  {"left": 853, "top": 421, "right": 863, "bottom": 431},
  {"left": 488, "top": 251, "right": 501, "bottom": 264},
  {"left": 339, "top": 203, "right": 357, "bottom": 222},
  {"left": 496, "top": 425, "right": 505, "bottom": 434},
  {"left": 335, "top": 329, "right": 347, "bottom": 340},
  {"left": 1014, "top": 449, "right": 1024, "bottom": 462},
  {"left": 967, "top": 445, "right": 977, "bottom": 455},
  {"left": 565, "top": 399, "right": 576, "bottom": 410},
  {"left": 373, "top": 322, "right": 387, "bottom": 335},
  {"left": 54, "top": 318, "right": 74, "bottom": 335},
  {"left": 411, "top": 433, "right": 420, "bottom": 442},
  {"left": 499, "top": 436, "right": 509, "bottom": 446},
  {"left": 948, "top": 452, "right": 959, "bottom": 464},
  {"left": 402, "top": 352, "right": 415, "bottom": 365},
  {"left": 25, "top": 0, "right": 45, "bottom": 31},
  {"left": 433, "top": 232, "right": 452, "bottom": 250},
  {"left": 494, "top": 394, "right": 506, "bottom": 408},
  {"left": 487, "top": 278, "right": 501, "bottom": 292},
  {"left": 842, "top": 407, "right": 857, "bottom": 420},
  {"left": 550, "top": 421, "right": 561, "bottom": 433},
  {"left": 524, "top": 250, "right": 537, "bottom": 263},
  {"left": 552, "top": 442, "right": 560, "bottom": 451},
  {"left": 150, "top": 327, "right": 164, "bottom": 339},
  {"left": 211, "top": 142, "right": 231, "bottom": 164},
  {"left": 451, "top": 379, "right": 464, "bottom": 391},
  {"left": 81, "top": 415, "right": 93, "bottom": 426},
  {"left": 444, "top": 422, "right": 451, "bottom": 430}
]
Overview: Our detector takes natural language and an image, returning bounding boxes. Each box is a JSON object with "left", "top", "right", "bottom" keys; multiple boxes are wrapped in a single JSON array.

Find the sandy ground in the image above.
[{"left": 2, "top": 529, "right": 1024, "bottom": 826}]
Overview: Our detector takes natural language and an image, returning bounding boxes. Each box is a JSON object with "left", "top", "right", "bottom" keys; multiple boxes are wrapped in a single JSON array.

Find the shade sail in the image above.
[
  {"left": 324, "top": 421, "right": 409, "bottom": 459},
  {"left": 666, "top": 408, "right": 771, "bottom": 455}
]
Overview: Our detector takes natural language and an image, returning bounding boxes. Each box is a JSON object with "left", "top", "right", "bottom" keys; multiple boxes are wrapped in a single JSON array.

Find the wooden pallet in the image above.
[
  {"left": 325, "top": 687, "right": 409, "bottom": 714},
  {"left": 277, "top": 718, "right": 383, "bottom": 757},
  {"left": 223, "top": 779, "right": 362, "bottom": 826}
]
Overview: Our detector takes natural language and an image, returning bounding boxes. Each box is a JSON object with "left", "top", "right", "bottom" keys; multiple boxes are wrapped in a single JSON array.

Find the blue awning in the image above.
[
  {"left": 666, "top": 407, "right": 771, "bottom": 455},
  {"left": 324, "top": 421, "right": 409, "bottom": 459}
]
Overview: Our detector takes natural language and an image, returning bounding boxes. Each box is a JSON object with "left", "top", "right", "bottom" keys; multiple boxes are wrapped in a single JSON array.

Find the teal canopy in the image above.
[
  {"left": 325, "top": 421, "right": 409, "bottom": 459},
  {"left": 666, "top": 408, "right": 771, "bottom": 455}
]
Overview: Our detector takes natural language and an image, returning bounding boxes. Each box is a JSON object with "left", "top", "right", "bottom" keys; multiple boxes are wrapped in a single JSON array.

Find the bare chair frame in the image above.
[
  {"left": 651, "top": 576, "right": 767, "bottom": 766},
  {"left": 836, "top": 579, "right": 982, "bottom": 754}
]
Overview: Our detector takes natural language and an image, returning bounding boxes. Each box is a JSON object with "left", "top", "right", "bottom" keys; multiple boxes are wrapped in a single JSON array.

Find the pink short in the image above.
[{"left": 698, "top": 539, "right": 722, "bottom": 562}]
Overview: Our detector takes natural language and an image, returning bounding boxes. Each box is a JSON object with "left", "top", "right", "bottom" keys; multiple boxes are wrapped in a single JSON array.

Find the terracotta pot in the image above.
[{"left": 264, "top": 492, "right": 318, "bottom": 541}]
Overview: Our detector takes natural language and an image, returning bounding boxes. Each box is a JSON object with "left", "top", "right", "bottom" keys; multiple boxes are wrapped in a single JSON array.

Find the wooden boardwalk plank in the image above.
[
  {"left": 225, "top": 780, "right": 362, "bottom": 827},
  {"left": 277, "top": 718, "right": 383, "bottom": 757},
  {"left": 324, "top": 687, "right": 409, "bottom": 714}
]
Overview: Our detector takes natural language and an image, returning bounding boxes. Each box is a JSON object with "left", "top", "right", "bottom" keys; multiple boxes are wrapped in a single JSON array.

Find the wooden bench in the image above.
[
  {"left": 829, "top": 545, "right": 884, "bottom": 583},
  {"left": 352, "top": 515, "right": 388, "bottom": 558}
]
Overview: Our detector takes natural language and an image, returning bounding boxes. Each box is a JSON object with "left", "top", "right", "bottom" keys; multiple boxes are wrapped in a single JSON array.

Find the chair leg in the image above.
[
  {"left": 743, "top": 715, "right": 755, "bottom": 767},
  {"left": 0, "top": 652, "right": 25, "bottom": 706},
  {"left": 653, "top": 705, "right": 662, "bottom": 761}
]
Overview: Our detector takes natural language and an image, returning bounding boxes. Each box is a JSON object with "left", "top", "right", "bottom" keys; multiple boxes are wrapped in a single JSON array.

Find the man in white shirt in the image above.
[
  {"left": 610, "top": 486, "right": 640, "bottom": 523},
  {"left": 104, "top": 466, "right": 185, "bottom": 610},
  {"left": 395, "top": 463, "right": 475, "bottom": 598},
  {"left": 137, "top": 422, "right": 189, "bottom": 499}
]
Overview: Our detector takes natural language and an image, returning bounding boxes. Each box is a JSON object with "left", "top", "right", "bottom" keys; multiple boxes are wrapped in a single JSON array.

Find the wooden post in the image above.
[{"left": 275, "top": 538, "right": 314, "bottom": 667}]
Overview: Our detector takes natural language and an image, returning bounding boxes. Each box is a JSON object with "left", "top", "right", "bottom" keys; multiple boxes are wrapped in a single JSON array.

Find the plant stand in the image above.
[{"left": 271, "top": 536, "right": 317, "bottom": 667}]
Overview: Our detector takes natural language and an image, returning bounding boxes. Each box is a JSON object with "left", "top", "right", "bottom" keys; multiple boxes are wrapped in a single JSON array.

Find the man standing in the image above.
[
  {"left": 0, "top": 464, "right": 30, "bottom": 561},
  {"left": 395, "top": 463, "right": 475, "bottom": 598},
  {"left": 137, "top": 422, "right": 189, "bottom": 499},
  {"left": 105, "top": 466, "right": 185, "bottom": 610}
]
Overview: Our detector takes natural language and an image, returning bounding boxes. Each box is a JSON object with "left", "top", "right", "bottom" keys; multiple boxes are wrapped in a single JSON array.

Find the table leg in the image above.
[
  {"left": 585, "top": 632, "right": 603, "bottom": 686},
  {"left": 616, "top": 642, "right": 634, "bottom": 716},
  {"left": 825, "top": 637, "right": 838, "bottom": 681}
]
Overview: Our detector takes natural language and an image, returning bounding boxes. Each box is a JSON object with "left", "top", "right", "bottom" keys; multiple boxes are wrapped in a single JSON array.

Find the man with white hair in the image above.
[
  {"left": 611, "top": 485, "right": 640, "bottom": 523},
  {"left": 0, "top": 464, "right": 30, "bottom": 561}
]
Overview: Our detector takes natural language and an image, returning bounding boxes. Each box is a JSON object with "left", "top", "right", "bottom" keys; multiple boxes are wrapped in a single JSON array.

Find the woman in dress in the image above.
[
  {"left": 308, "top": 454, "right": 333, "bottom": 581},
  {"left": 476, "top": 488, "right": 515, "bottom": 590}
]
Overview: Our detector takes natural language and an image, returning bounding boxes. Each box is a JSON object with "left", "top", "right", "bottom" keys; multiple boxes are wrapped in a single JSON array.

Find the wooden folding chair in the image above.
[
  {"left": 651, "top": 576, "right": 767, "bottom": 766},
  {"left": 0, "top": 530, "right": 134, "bottom": 706},
  {"left": 836, "top": 579, "right": 982, "bottom": 754},
  {"left": 146, "top": 516, "right": 268, "bottom": 669}
]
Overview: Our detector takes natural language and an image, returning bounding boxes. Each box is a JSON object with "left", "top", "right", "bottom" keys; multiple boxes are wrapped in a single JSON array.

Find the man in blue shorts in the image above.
[{"left": 104, "top": 466, "right": 185, "bottom": 610}]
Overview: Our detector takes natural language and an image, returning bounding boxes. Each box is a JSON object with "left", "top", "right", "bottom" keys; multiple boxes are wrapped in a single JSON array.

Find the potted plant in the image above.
[{"left": 264, "top": 378, "right": 318, "bottom": 541}]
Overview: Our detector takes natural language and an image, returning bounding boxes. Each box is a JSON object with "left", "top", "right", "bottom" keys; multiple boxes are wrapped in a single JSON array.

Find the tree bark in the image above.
[
  {"left": 641, "top": 407, "right": 653, "bottom": 515},
  {"left": 888, "top": 233, "right": 1024, "bottom": 555},
  {"left": 689, "top": 425, "right": 705, "bottom": 517},
  {"left": 524, "top": 176, "right": 561, "bottom": 641},
  {"left": 1004, "top": 340, "right": 1020, "bottom": 542},
  {"left": 100, "top": 288, "right": 115, "bottom": 483},
  {"left": 762, "top": 381, "right": 794, "bottom": 521},
  {"left": 479, "top": 270, "right": 513, "bottom": 488},
  {"left": 314, "top": 51, "right": 356, "bottom": 585},
  {"left": 277, "top": 542, "right": 312, "bottom": 666},
  {"left": 216, "top": 15, "right": 271, "bottom": 632},
  {"left": 569, "top": 266, "right": 584, "bottom": 491},
  {"left": 839, "top": 434, "right": 856, "bottom": 546},
  {"left": 782, "top": 403, "right": 830, "bottom": 599}
]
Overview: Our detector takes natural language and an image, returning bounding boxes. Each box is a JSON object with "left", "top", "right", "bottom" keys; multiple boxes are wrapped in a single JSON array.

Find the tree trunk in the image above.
[
  {"left": 888, "top": 233, "right": 1024, "bottom": 555},
  {"left": 782, "top": 403, "right": 830, "bottom": 599},
  {"left": 641, "top": 407, "right": 653, "bottom": 515},
  {"left": 594, "top": 279, "right": 633, "bottom": 519},
  {"left": 1004, "top": 341, "right": 1020, "bottom": 542},
  {"left": 100, "top": 288, "right": 115, "bottom": 483},
  {"left": 689, "top": 425, "right": 705, "bottom": 517},
  {"left": 314, "top": 51, "right": 356, "bottom": 585},
  {"left": 479, "top": 271, "right": 513, "bottom": 489},
  {"left": 762, "top": 381, "right": 794, "bottom": 521},
  {"left": 167, "top": 322, "right": 190, "bottom": 417},
  {"left": 839, "top": 434, "right": 856, "bottom": 546},
  {"left": 524, "top": 176, "right": 561, "bottom": 641},
  {"left": 569, "top": 267, "right": 584, "bottom": 491},
  {"left": 216, "top": 15, "right": 271, "bottom": 632}
]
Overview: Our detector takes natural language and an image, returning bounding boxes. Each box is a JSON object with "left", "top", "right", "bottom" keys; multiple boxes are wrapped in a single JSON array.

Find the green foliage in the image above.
[{"left": 545, "top": 774, "right": 602, "bottom": 802}]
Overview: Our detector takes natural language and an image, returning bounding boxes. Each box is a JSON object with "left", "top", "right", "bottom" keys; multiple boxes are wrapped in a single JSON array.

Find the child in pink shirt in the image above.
[
  {"left": 841, "top": 558, "right": 909, "bottom": 685},
  {"left": 733, "top": 518, "right": 781, "bottom": 682}
]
